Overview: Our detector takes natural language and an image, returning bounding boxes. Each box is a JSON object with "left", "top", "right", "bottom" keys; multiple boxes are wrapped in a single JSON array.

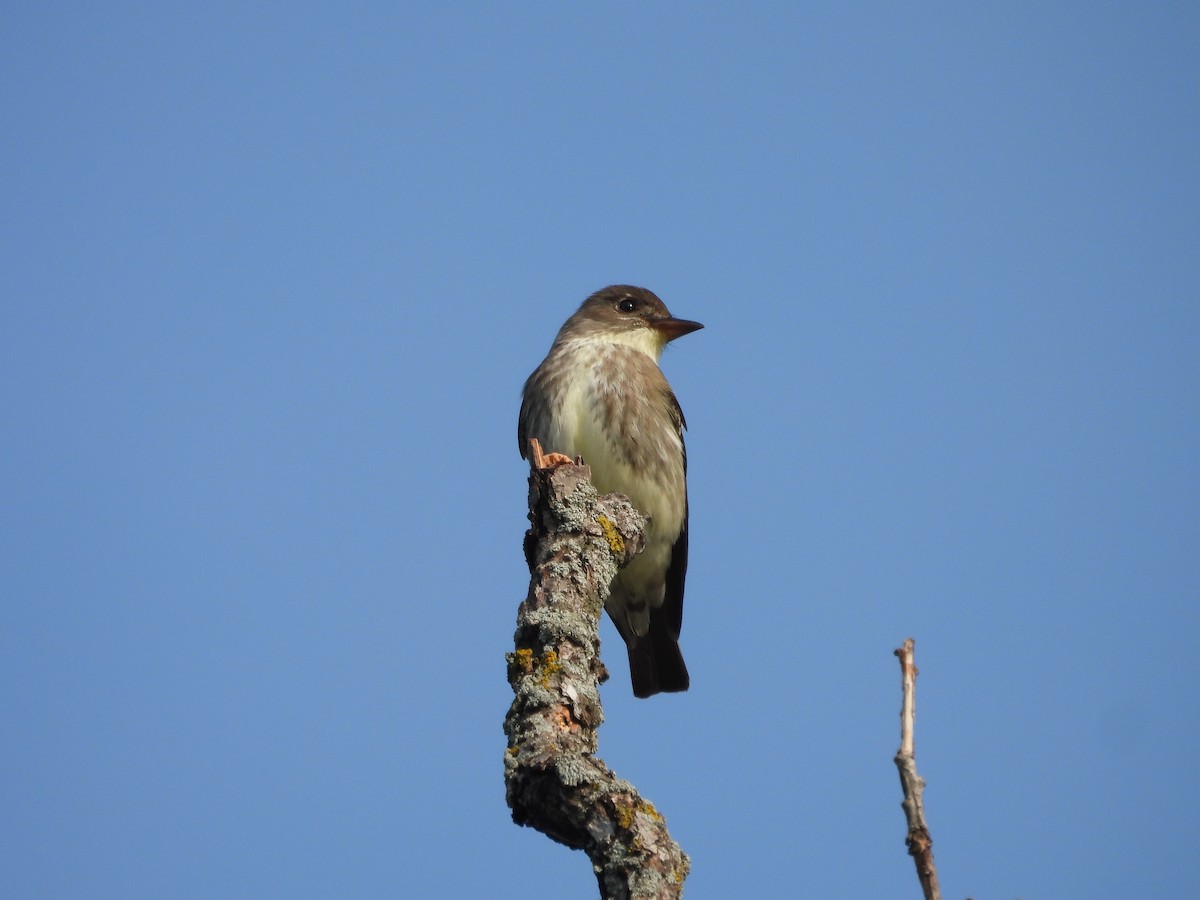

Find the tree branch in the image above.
[
  {"left": 893, "top": 638, "right": 942, "bottom": 900},
  {"left": 505, "top": 457, "right": 690, "bottom": 899}
]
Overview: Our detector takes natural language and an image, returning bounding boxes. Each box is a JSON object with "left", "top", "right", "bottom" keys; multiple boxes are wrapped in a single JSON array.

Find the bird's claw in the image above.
[{"left": 528, "top": 438, "right": 577, "bottom": 470}]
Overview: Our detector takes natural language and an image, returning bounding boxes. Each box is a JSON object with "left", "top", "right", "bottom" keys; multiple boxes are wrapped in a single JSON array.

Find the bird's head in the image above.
[{"left": 560, "top": 285, "right": 703, "bottom": 359}]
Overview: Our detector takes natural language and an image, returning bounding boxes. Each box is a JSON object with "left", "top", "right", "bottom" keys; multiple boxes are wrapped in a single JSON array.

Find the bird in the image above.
[{"left": 518, "top": 285, "right": 702, "bottom": 697}]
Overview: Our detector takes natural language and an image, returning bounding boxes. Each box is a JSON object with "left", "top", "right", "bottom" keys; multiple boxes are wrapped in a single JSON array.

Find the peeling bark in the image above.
[{"left": 505, "top": 460, "right": 690, "bottom": 899}]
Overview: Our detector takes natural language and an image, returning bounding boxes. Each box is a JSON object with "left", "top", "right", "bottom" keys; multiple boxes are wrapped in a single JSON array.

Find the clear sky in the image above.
[{"left": 3, "top": 4, "right": 1197, "bottom": 898}]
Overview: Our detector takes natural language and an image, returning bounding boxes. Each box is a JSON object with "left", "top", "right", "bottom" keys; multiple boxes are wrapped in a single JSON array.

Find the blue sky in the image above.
[{"left": 3, "top": 4, "right": 1197, "bottom": 898}]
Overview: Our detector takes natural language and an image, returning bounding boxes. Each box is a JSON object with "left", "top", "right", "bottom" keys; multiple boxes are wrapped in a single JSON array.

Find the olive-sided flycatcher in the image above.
[{"left": 518, "top": 285, "right": 702, "bottom": 698}]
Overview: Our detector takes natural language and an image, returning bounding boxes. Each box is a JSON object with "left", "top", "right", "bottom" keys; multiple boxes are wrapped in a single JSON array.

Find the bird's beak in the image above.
[{"left": 651, "top": 317, "right": 704, "bottom": 343}]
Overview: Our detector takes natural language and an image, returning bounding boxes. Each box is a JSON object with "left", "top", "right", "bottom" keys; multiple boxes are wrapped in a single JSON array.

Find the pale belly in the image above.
[{"left": 540, "top": 355, "right": 686, "bottom": 629}]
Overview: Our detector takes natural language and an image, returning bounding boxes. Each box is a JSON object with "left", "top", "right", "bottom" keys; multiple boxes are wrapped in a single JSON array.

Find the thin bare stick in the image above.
[{"left": 894, "top": 638, "right": 941, "bottom": 900}]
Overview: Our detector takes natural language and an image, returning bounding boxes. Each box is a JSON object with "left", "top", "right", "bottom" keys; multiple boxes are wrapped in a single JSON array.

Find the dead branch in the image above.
[
  {"left": 505, "top": 454, "right": 690, "bottom": 899},
  {"left": 894, "top": 638, "right": 941, "bottom": 900}
]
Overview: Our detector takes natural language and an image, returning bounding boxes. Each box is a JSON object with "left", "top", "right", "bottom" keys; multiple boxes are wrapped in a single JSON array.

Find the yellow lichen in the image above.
[
  {"left": 616, "top": 803, "right": 636, "bottom": 830},
  {"left": 615, "top": 798, "right": 662, "bottom": 831},
  {"left": 639, "top": 800, "right": 664, "bottom": 822},
  {"left": 539, "top": 649, "right": 561, "bottom": 687},
  {"left": 596, "top": 514, "right": 625, "bottom": 555},
  {"left": 513, "top": 648, "right": 533, "bottom": 671}
]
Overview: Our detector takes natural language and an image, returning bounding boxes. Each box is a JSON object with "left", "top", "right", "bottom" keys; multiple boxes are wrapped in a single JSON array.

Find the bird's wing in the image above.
[
  {"left": 517, "top": 373, "right": 538, "bottom": 459},
  {"left": 662, "top": 387, "right": 688, "bottom": 637}
]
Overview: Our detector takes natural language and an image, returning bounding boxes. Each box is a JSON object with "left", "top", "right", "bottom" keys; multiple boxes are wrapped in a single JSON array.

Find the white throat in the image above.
[{"left": 566, "top": 326, "right": 663, "bottom": 362}]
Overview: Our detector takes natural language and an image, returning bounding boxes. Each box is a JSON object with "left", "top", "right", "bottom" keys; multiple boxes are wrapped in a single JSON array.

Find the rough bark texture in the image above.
[
  {"left": 894, "top": 638, "right": 942, "bottom": 900},
  {"left": 505, "top": 461, "right": 690, "bottom": 899}
]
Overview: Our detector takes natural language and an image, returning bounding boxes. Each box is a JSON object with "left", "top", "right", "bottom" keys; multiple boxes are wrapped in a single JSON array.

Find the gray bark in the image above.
[{"left": 505, "top": 461, "right": 690, "bottom": 899}]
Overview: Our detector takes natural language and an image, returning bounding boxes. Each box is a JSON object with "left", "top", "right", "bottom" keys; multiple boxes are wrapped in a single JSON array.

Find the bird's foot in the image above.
[{"left": 528, "top": 438, "right": 577, "bottom": 470}]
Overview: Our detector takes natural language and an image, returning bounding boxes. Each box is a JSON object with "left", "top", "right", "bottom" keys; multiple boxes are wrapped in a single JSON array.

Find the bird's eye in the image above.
[{"left": 617, "top": 298, "right": 638, "bottom": 313}]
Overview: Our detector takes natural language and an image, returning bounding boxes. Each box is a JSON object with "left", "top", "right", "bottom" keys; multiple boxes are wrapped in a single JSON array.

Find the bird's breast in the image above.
[{"left": 544, "top": 341, "right": 687, "bottom": 543}]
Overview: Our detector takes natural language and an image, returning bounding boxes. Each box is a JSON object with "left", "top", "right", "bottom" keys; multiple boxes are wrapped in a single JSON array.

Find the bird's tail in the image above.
[{"left": 627, "top": 615, "right": 690, "bottom": 699}]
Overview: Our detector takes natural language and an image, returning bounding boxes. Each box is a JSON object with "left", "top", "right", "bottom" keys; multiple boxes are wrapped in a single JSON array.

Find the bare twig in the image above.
[
  {"left": 894, "top": 638, "right": 941, "bottom": 900},
  {"left": 505, "top": 457, "right": 690, "bottom": 899}
]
